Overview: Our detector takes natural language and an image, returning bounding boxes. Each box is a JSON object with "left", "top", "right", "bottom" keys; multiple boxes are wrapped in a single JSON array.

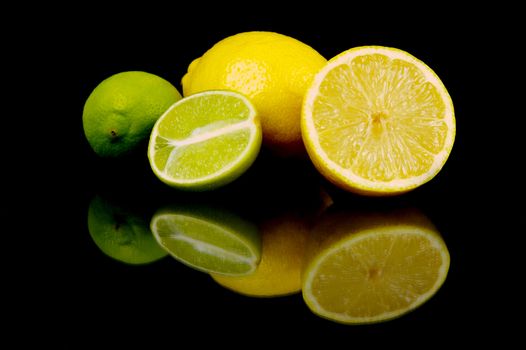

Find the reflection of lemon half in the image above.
[
  {"left": 302, "top": 208, "right": 450, "bottom": 324},
  {"left": 302, "top": 46, "right": 455, "bottom": 195},
  {"left": 150, "top": 205, "right": 261, "bottom": 276},
  {"left": 211, "top": 213, "right": 309, "bottom": 297}
]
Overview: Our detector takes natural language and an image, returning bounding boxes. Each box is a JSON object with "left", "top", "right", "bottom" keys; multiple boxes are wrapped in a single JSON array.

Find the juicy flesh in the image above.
[
  {"left": 311, "top": 232, "right": 443, "bottom": 319},
  {"left": 313, "top": 54, "right": 448, "bottom": 181}
]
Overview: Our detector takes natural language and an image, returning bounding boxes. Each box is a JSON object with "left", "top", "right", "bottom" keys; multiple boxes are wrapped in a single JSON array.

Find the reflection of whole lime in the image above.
[
  {"left": 83, "top": 71, "right": 182, "bottom": 157},
  {"left": 87, "top": 196, "right": 167, "bottom": 265},
  {"left": 302, "top": 208, "right": 450, "bottom": 324}
]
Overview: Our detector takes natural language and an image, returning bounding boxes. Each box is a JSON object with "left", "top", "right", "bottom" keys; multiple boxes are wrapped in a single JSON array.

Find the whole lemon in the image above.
[
  {"left": 83, "top": 71, "right": 182, "bottom": 157},
  {"left": 182, "top": 31, "right": 326, "bottom": 156}
]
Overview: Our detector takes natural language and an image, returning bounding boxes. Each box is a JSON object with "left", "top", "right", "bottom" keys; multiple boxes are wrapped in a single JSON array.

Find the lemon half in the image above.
[{"left": 302, "top": 46, "right": 455, "bottom": 195}]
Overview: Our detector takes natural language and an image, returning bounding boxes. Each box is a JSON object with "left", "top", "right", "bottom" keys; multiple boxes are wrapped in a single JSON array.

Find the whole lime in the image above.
[{"left": 83, "top": 71, "right": 182, "bottom": 157}]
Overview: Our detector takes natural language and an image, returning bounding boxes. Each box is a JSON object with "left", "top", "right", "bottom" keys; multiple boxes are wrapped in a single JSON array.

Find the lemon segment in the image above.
[{"left": 302, "top": 46, "right": 455, "bottom": 195}]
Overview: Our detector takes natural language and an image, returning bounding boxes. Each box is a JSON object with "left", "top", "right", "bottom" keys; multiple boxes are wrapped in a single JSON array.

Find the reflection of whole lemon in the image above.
[
  {"left": 182, "top": 31, "right": 327, "bottom": 155},
  {"left": 211, "top": 213, "right": 309, "bottom": 297},
  {"left": 83, "top": 71, "right": 182, "bottom": 157}
]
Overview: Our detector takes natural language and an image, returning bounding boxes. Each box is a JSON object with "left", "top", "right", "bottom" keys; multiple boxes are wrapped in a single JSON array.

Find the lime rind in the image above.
[{"left": 150, "top": 204, "right": 261, "bottom": 276}]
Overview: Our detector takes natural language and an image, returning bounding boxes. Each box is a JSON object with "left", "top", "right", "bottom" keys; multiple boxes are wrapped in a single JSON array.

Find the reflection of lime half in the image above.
[
  {"left": 88, "top": 196, "right": 168, "bottom": 265},
  {"left": 150, "top": 205, "right": 261, "bottom": 275},
  {"left": 83, "top": 71, "right": 182, "bottom": 158}
]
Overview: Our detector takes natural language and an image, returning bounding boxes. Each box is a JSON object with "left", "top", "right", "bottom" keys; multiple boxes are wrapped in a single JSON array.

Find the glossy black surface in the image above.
[{"left": 32, "top": 10, "right": 509, "bottom": 346}]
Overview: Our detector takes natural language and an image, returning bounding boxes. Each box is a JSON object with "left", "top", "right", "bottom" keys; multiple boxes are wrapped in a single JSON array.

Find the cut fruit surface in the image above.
[
  {"left": 302, "top": 209, "right": 450, "bottom": 324},
  {"left": 301, "top": 46, "right": 455, "bottom": 195},
  {"left": 150, "top": 205, "right": 261, "bottom": 276},
  {"left": 148, "top": 90, "right": 262, "bottom": 191}
]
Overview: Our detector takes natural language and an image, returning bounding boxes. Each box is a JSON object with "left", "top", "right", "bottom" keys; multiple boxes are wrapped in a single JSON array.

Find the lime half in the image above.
[
  {"left": 148, "top": 90, "right": 262, "bottom": 191},
  {"left": 150, "top": 205, "right": 261, "bottom": 275}
]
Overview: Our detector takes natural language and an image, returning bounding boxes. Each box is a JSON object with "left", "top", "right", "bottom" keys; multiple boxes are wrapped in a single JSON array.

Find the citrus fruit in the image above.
[
  {"left": 87, "top": 196, "right": 168, "bottom": 265},
  {"left": 148, "top": 90, "right": 261, "bottom": 191},
  {"left": 302, "top": 46, "right": 455, "bottom": 195},
  {"left": 182, "top": 31, "right": 327, "bottom": 155},
  {"left": 150, "top": 204, "right": 261, "bottom": 276},
  {"left": 302, "top": 208, "right": 450, "bottom": 324},
  {"left": 83, "top": 71, "right": 182, "bottom": 157},
  {"left": 211, "top": 212, "right": 309, "bottom": 297}
]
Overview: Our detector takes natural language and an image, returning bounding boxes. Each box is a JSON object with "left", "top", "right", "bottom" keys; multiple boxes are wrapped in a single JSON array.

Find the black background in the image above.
[{"left": 20, "top": 6, "right": 517, "bottom": 347}]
